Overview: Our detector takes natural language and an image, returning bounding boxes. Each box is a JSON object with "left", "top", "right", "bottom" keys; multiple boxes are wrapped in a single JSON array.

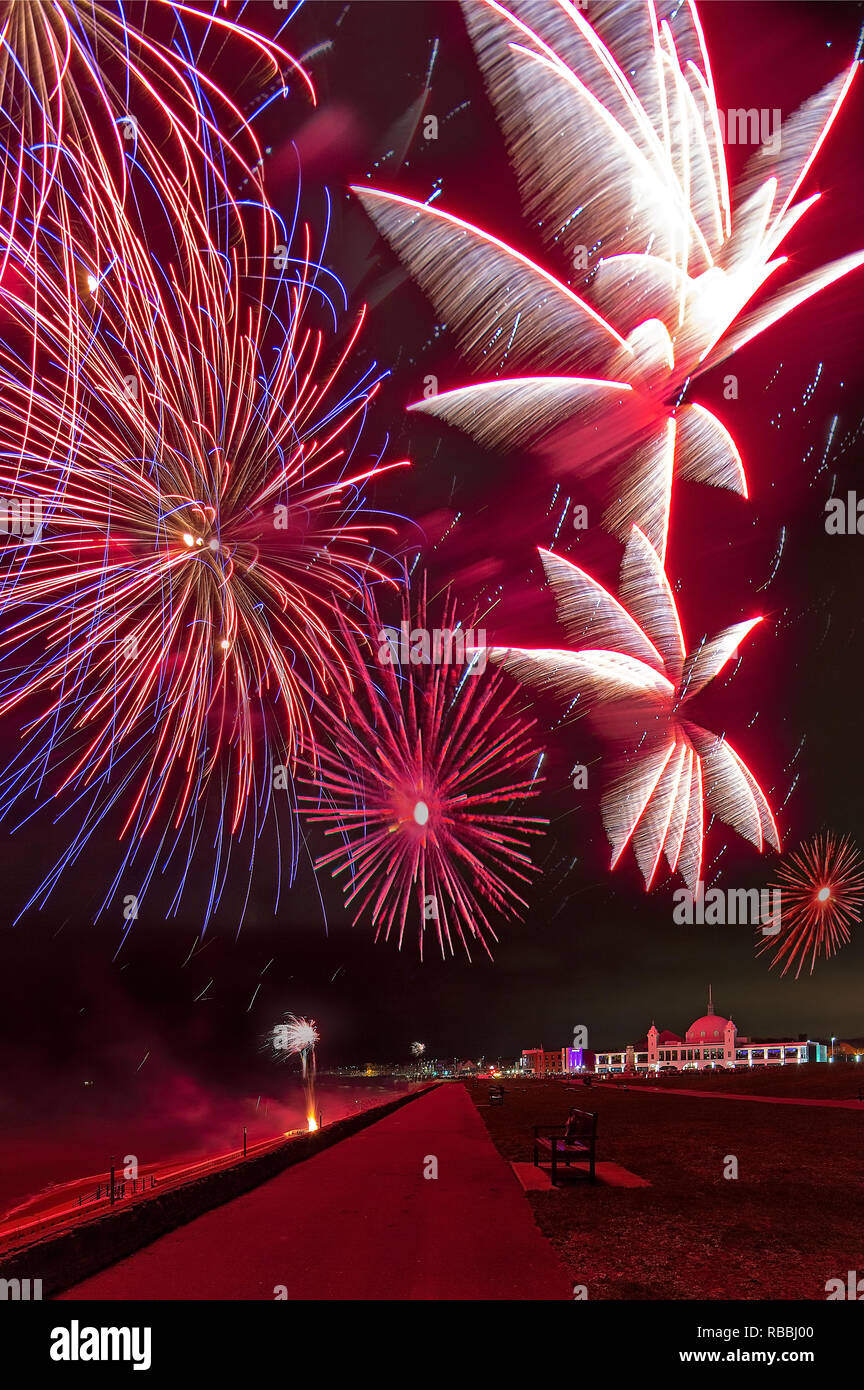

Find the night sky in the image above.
[{"left": 1, "top": 0, "right": 863, "bottom": 1126}]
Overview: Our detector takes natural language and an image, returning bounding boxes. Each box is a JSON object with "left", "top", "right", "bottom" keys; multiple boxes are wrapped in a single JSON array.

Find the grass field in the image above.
[
  {"left": 607, "top": 1064, "right": 864, "bottom": 1101},
  {"left": 468, "top": 1073, "right": 864, "bottom": 1300}
]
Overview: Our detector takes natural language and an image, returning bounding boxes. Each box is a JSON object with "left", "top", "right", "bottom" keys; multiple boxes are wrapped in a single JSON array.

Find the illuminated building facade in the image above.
[
  {"left": 521, "top": 1046, "right": 585, "bottom": 1077},
  {"left": 593, "top": 991, "right": 828, "bottom": 1074}
]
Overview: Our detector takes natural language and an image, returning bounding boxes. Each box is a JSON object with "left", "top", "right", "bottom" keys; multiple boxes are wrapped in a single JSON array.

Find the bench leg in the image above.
[
  {"left": 589, "top": 1147, "right": 596, "bottom": 1183},
  {"left": 551, "top": 1142, "right": 557, "bottom": 1186}
]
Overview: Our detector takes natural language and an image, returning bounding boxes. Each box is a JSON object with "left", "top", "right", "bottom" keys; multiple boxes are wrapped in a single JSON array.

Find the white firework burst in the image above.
[
  {"left": 354, "top": 0, "right": 864, "bottom": 560},
  {"left": 490, "top": 526, "right": 780, "bottom": 890}
]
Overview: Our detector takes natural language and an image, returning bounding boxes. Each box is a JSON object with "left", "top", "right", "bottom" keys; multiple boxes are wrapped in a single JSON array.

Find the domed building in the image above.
[
  {"left": 591, "top": 988, "right": 828, "bottom": 1074},
  {"left": 686, "top": 1001, "right": 731, "bottom": 1045}
]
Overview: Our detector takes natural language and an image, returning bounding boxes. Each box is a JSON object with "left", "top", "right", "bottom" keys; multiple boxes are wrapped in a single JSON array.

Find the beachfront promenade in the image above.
[{"left": 58, "top": 1085, "right": 571, "bottom": 1301}]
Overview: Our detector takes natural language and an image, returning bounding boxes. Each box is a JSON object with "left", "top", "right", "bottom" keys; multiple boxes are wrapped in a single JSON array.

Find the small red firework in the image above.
[
  {"left": 302, "top": 578, "right": 546, "bottom": 960},
  {"left": 761, "top": 834, "right": 864, "bottom": 977}
]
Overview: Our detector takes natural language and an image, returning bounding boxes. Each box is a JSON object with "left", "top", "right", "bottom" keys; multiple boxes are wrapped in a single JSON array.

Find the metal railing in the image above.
[{"left": 77, "top": 1175, "right": 157, "bottom": 1208}]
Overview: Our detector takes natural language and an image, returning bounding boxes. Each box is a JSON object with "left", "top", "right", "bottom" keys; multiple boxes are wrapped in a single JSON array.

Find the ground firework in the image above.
[
  {"left": 303, "top": 580, "right": 546, "bottom": 959},
  {"left": 490, "top": 527, "right": 779, "bottom": 890},
  {"left": 0, "top": 201, "right": 405, "bottom": 929},
  {"left": 355, "top": 0, "right": 864, "bottom": 560},
  {"left": 272, "top": 1014, "right": 320, "bottom": 1130},
  {"left": 761, "top": 834, "right": 864, "bottom": 977}
]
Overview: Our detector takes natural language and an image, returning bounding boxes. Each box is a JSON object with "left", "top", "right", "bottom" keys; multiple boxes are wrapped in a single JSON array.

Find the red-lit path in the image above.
[
  {"left": 58, "top": 1085, "right": 571, "bottom": 1301},
  {"left": 634, "top": 1085, "right": 864, "bottom": 1109}
]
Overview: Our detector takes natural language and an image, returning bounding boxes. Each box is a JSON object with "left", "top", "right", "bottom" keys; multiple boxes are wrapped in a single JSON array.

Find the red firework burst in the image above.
[
  {"left": 761, "top": 834, "right": 864, "bottom": 977},
  {"left": 302, "top": 579, "right": 546, "bottom": 959}
]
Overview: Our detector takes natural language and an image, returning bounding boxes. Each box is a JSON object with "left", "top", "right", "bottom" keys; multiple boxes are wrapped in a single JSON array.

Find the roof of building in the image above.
[
  {"left": 686, "top": 1014, "right": 733, "bottom": 1041},
  {"left": 634, "top": 1029, "right": 683, "bottom": 1049}
]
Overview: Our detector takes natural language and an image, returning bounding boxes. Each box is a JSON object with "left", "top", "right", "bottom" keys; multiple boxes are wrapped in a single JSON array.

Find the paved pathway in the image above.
[{"left": 59, "top": 1085, "right": 571, "bottom": 1301}]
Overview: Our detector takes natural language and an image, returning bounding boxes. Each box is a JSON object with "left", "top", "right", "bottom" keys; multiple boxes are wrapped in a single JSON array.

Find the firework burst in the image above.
[
  {"left": 302, "top": 578, "right": 546, "bottom": 959},
  {"left": 490, "top": 527, "right": 779, "bottom": 890},
  {"left": 273, "top": 1015, "right": 320, "bottom": 1060},
  {"left": 0, "top": 194, "right": 406, "bottom": 928},
  {"left": 761, "top": 834, "right": 864, "bottom": 977},
  {"left": 355, "top": 0, "right": 864, "bottom": 560},
  {"left": 411, "top": 1040, "right": 426, "bottom": 1056}
]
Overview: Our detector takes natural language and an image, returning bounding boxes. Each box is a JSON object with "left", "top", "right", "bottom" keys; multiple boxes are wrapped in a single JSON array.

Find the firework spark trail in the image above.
[
  {"left": 0, "top": 181, "right": 407, "bottom": 931},
  {"left": 302, "top": 577, "right": 546, "bottom": 959},
  {"left": 0, "top": 0, "right": 313, "bottom": 276},
  {"left": 761, "top": 833, "right": 864, "bottom": 976},
  {"left": 490, "top": 527, "right": 779, "bottom": 891},
  {"left": 0, "top": 1, "right": 314, "bottom": 466},
  {"left": 354, "top": 0, "right": 864, "bottom": 561},
  {"left": 757, "top": 526, "right": 786, "bottom": 591}
]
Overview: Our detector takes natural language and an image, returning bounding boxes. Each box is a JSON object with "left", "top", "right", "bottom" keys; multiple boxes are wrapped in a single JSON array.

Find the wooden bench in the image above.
[
  {"left": 488, "top": 1086, "right": 505, "bottom": 1105},
  {"left": 533, "top": 1108, "right": 598, "bottom": 1184}
]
